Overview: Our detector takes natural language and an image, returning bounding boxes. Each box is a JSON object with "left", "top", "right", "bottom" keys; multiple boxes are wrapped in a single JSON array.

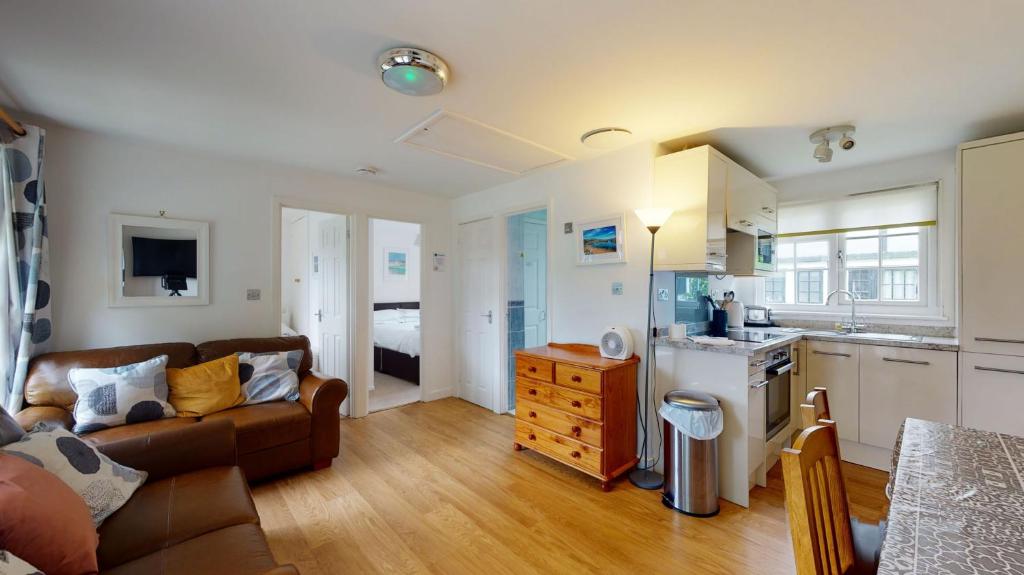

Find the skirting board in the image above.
[{"left": 839, "top": 439, "right": 892, "bottom": 472}]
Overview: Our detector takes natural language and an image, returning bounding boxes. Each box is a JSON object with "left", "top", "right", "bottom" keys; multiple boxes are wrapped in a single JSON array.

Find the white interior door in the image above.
[
  {"left": 459, "top": 218, "right": 499, "bottom": 411},
  {"left": 522, "top": 217, "right": 547, "bottom": 348},
  {"left": 313, "top": 215, "right": 348, "bottom": 382}
]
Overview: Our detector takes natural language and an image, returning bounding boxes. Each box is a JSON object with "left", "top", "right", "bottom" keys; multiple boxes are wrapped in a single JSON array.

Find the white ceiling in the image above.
[{"left": 3, "top": 1, "right": 1024, "bottom": 197}]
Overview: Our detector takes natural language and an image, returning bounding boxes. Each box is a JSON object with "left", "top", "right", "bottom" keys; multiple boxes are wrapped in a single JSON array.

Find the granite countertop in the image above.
[{"left": 656, "top": 328, "right": 958, "bottom": 356}]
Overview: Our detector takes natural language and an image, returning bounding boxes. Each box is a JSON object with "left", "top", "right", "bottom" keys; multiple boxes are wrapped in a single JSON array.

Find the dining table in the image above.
[{"left": 879, "top": 417, "right": 1024, "bottom": 574}]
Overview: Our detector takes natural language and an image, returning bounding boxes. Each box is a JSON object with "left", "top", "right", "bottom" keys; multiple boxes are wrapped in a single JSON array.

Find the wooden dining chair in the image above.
[
  {"left": 801, "top": 387, "right": 831, "bottom": 428},
  {"left": 782, "top": 425, "right": 882, "bottom": 575}
]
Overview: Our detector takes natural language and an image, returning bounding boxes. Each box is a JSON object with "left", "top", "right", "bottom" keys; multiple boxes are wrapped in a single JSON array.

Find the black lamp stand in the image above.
[{"left": 629, "top": 225, "right": 664, "bottom": 490}]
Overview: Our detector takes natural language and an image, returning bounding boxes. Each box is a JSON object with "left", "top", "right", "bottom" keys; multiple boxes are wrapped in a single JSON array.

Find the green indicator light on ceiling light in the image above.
[{"left": 404, "top": 69, "right": 417, "bottom": 82}]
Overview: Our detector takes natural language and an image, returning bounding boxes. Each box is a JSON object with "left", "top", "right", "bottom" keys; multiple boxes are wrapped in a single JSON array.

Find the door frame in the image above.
[{"left": 498, "top": 202, "right": 553, "bottom": 414}]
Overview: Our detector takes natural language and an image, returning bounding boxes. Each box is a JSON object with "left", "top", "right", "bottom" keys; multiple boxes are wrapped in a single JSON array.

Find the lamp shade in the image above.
[{"left": 634, "top": 207, "right": 674, "bottom": 229}]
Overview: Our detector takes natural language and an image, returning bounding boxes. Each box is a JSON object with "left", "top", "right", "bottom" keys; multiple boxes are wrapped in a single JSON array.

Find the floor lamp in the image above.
[{"left": 630, "top": 207, "right": 674, "bottom": 490}]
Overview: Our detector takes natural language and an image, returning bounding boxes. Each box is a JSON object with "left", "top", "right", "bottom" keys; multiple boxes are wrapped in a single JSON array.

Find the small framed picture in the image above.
[
  {"left": 576, "top": 214, "right": 627, "bottom": 265},
  {"left": 384, "top": 248, "right": 408, "bottom": 281}
]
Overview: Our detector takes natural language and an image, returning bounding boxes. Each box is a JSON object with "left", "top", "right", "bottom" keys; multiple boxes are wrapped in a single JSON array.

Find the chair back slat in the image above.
[{"left": 782, "top": 424, "right": 855, "bottom": 575}]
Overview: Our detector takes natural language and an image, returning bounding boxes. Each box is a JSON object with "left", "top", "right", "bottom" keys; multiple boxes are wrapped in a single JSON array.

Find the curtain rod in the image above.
[{"left": 0, "top": 106, "right": 27, "bottom": 137}]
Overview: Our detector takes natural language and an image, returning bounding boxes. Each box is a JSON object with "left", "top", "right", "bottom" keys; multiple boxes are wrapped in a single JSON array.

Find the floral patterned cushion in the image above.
[
  {"left": 67, "top": 355, "right": 176, "bottom": 434},
  {"left": 236, "top": 350, "right": 302, "bottom": 405}
]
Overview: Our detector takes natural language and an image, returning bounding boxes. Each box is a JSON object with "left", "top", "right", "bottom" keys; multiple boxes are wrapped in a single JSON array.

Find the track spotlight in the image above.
[{"left": 809, "top": 125, "right": 855, "bottom": 163}]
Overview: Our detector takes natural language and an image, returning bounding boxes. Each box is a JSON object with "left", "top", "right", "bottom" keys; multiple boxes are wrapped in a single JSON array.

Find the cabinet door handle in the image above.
[
  {"left": 571, "top": 374, "right": 583, "bottom": 383},
  {"left": 570, "top": 451, "right": 582, "bottom": 459},
  {"left": 975, "top": 365, "right": 1024, "bottom": 376},
  {"left": 570, "top": 400, "right": 582, "bottom": 408},
  {"left": 528, "top": 366, "right": 538, "bottom": 373},
  {"left": 750, "top": 359, "right": 769, "bottom": 368},
  {"left": 528, "top": 389, "right": 538, "bottom": 396},
  {"left": 749, "top": 380, "right": 769, "bottom": 389},
  {"left": 813, "top": 351, "right": 851, "bottom": 358},
  {"left": 793, "top": 348, "right": 800, "bottom": 376},
  {"left": 883, "top": 357, "right": 930, "bottom": 366},
  {"left": 528, "top": 411, "right": 537, "bottom": 418},
  {"left": 975, "top": 337, "right": 1024, "bottom": 345},
  {"left": 571, "top": 425, "right": 582, "bottom": 436},
  {"left": 528, "top": 433, "right": 536, "bottom": 441}
]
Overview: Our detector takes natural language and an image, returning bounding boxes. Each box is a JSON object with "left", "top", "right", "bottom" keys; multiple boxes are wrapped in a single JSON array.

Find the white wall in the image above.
[
  {"left": 371, "top": 218, "right": 421, "bottom": 303},
  {"left": 33, "top": 118, "right": 454, "bottom": 415}
]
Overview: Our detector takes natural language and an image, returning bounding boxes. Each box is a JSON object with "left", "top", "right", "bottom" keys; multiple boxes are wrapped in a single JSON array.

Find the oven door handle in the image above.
[{"left": 767, "top": 361, "right": 793, "bottom": 376}]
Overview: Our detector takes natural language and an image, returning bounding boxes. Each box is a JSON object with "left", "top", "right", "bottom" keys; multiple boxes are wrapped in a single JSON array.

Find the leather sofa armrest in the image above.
[
  {"left": 299, "top": 371, "right": 348, "bottom": 466},
  {"left": 95, "top": 419, "right": 238, "bottom": 482},
  {"left": 14, "top": 405, "right": 73, "bottom": 432},
  {"left": 262, "top": 566, "right": 300, "bottom": 575}
]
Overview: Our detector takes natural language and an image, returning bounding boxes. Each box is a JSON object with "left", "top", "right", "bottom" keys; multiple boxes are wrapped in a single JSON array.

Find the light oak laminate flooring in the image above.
[{"left": 251, "top": 398, "right": 888, "bottom": 574}]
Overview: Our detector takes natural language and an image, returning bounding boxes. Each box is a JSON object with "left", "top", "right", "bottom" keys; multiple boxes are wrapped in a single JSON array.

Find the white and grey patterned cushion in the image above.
[
  {"left": 67, "top": 355, "right": 175, "bottom": 434},
  {"left": 236, "top": 350, "right": 302, "bottom": 405},
  {"left": 0, "top": 550, "right": 43, "bottom": 575},
  {"left": 0, "top": 423, "right": 147, "bottom": 526}
]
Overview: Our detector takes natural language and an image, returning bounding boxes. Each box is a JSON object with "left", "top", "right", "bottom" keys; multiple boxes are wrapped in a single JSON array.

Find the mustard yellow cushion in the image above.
[{"left": 167, "top": 355, "right": 244, "bottom": 417}]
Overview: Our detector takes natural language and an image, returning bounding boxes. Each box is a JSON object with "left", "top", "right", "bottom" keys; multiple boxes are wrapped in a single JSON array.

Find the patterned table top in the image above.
[{"left": 879, "top": 418, "right": 1024, "bottom": 575}]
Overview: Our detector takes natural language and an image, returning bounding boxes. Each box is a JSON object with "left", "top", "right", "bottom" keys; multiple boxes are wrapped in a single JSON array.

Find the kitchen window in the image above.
[{"left": 766, "top": 225, "right": 933, "bottom": 313}]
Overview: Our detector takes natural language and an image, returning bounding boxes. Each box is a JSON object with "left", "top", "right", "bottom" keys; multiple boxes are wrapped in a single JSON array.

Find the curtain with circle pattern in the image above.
[{"left": 1, "top": 124, "right": 52, "bottom": 414}]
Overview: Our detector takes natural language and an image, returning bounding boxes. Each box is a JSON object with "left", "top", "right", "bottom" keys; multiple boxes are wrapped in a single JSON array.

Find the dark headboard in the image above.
[{"left": 374, "top": 301, "right": 420, "bottom": 311}]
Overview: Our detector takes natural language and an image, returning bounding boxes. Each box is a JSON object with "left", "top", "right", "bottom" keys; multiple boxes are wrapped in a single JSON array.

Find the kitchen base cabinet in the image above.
[
  {"left": 859, "top": 346, "right": 957, "bottom": 449},
  {"left": 806, "top": 340, "right": 860, "bottom": 442},
  {"left": 962, "top": 352, "right": 1024, "bottom": 436}
]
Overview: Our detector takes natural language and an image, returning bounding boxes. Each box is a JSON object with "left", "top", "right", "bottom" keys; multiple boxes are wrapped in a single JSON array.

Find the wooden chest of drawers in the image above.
[{"left": 513, "top": 343, "right": 639, "bottom": 491}]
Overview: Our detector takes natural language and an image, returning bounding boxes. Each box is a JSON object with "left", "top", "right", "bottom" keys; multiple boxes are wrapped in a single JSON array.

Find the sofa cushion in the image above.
[
  {"left": 236, "top": 351, "right": 301, "bottom": 405},
  {"left": 0, "top": 453, "right": 100, "bottom": 575},
  {"left": 0, "top": 406, "right": 24, "bottom": 446},
  {"left": 69, "top": 355, "right": 177, "bottom": 435},
  {"left": 101, "top": 523, "right": 278, "bottom": 575},
  {"left": 0, "top": 549, "right": 44, "bottom": 575},
  {"left": 97, "top": 466, "right": 259, "bottom": 569},
  {"left": 82, "top": 416, "right": 199, "bottom": 446},
  {"left": 167, "top": 355, "right": 244, "bottom": 417},
  {"left": 25, "top": 342, "right": 197, "bottom": 411},
  {"left": 202, "top": 402, "right": 310, "bottom": 453},
  {"left": 197, "top": 336, "right": 312, "bottom": 377},
  {"left": 2, "top": 424, "right": 147, "bottom": 526}
]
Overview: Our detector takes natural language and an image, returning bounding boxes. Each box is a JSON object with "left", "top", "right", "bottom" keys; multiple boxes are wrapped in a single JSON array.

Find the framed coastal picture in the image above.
[
  {"left": 576, "top": 214, "right": 626, "bottom": 265},
  {"left": 384, "top": 248, "right": 408, "bottom": 280}
]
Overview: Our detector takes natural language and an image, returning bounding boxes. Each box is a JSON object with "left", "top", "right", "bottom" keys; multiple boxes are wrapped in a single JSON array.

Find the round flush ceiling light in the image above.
[
  {"left": 580, "top": 127, "right": 633, "bottom": 149},
  {"left": 378, "top": 48, "right": 449, "bottom": 96}
]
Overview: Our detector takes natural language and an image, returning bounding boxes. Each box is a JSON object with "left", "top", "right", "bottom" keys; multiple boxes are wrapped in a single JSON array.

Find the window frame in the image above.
[{"left": 766, "top": 226, "right": 937, "bottom": 318}]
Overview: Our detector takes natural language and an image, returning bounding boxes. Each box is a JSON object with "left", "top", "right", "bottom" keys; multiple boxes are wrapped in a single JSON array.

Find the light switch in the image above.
[
  {"left": 611, "top": 282, "right": 624, "bottom": 296},
  {"left": 246, "top": 288, "right": 261, "bottom": 302}
]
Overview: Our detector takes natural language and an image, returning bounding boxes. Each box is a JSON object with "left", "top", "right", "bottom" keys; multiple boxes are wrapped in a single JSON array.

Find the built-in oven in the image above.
[
  {"left": 764, "top": 348, "right": 792, "bottom": 439},
  {"left": 755, "top": 228, "right": 776, "bottom": 272}
]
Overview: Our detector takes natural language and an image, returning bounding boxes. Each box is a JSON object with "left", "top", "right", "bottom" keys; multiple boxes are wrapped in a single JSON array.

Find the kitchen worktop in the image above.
[{"left": 656, "top": 328, "right": 959, "bottom": 356}]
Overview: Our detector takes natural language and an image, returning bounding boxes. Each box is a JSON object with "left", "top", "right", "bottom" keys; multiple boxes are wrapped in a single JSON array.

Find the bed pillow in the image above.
[
  {"left": 0, "top": 549, "right": 45, "bottom": 575},
  {"left": 0, "top": 453, "right": 100, "bottom": 575},
  {"left": 167, "top": 355, "right": 244, "bottom": 417},
  {"left": 1, "top": 424, "right": 147, "bottom": 526},
  {"left": 67, "top": 355, "right": 175, "bottom": 434},
  {"left": 236, "top": 350, "right": 302, "bottom": 405},
  {"left": 0, "top": 406, "right": 24, "bottom": 447}
]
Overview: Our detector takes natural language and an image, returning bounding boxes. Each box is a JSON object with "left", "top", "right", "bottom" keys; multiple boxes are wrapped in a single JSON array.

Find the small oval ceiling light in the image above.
[
  {"left": 355, "top": 166, "right": 379, "bottom": 176},
  {"left": 378, "top": 48, "right": 450, "bottom": 96},
  {"left": 581, "top": 127, "right": 633, "bottom": 149}
]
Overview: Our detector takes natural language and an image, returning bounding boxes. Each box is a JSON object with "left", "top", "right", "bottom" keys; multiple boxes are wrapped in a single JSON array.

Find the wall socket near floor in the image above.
[
  {"left": 611, "top": 282, "right": 624, "bottom": 296},
  {"left": 246, "top": 288, "right": 261, "bottom": 301}
]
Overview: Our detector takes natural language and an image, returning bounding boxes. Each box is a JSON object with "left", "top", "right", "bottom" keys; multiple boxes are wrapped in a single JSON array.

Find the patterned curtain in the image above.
[{"left": 0, "top": 125, "right": 52, "bottom": 413}]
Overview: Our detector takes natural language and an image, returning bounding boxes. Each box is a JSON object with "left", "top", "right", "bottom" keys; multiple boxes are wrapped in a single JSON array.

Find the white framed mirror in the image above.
[{"left": 108, "top": 214, "right": 210, "bottom": 307}]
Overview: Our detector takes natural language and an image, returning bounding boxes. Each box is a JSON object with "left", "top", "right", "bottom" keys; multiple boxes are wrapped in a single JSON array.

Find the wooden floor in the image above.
[{"left": 251, "top": 398, "right": 889, "bottom": 574}]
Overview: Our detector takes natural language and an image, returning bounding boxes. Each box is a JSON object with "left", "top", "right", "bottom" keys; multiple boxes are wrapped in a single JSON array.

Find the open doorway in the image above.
[
  {"left": 370, "top": 218, "right": 423, "bottom": 412},
  {"left": 506, "top": 208, "right": 548, "bottom": 412},
  {"left": 280, "top": 208, "right": 350, "bottom": 415}
]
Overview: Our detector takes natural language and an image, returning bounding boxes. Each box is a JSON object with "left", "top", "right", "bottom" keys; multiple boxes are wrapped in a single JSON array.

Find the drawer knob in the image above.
[
  {"left": 571, "top": 425, "right": 582, "bottom": 436},
  {"left": 571, "top": 375, "right": 582, "bottom": 383},
  {"left": 528, "top": 433, "right": 536, "bottom": 441},
  {"left": 528, "top": 411, "right": 537, "bottom": 418},
  {"left": 528, "top": 389, "right": 538, "bottom": 396},
  {"left": 571, "top": 451, "right": 581, "bottom": 459},
  {"left": 571, "top": 400, "right": 582, "bottom": 408},
  {"left": 528, "top": 366, "right": 537, "bottom": 373}
]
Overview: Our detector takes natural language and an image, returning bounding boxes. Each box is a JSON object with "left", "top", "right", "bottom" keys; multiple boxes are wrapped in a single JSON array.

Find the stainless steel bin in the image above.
[{"left": 662, "top": 390, "right": 720, "bottom": 517}]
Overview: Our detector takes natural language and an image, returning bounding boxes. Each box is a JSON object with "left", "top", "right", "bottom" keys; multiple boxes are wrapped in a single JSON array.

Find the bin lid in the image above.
[{"left": 663, "top": 390, "right": 719, "bottom": 411}]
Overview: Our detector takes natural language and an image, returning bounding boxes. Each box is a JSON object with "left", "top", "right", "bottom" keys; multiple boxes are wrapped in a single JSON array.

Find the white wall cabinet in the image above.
[
  {"left": 858, "top": 346, "right": 957, "bottom": 449},
  {"left": 805, "top": 340, "right": 860, "bottom": 442},
  {"left": 961, "top": 352, "right": 1024, "bottom": 436},
  {"left": 652, "top": 146, "right": 728, "bottom": 272}
]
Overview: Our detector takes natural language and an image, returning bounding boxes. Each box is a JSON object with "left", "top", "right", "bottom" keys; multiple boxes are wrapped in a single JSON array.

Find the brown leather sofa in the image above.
[
  {"left": 94, "top": 419, "right": 296, "bottom": 574},
  {"left": 15, "top": 336, "right": 348, "bottom": 481}
]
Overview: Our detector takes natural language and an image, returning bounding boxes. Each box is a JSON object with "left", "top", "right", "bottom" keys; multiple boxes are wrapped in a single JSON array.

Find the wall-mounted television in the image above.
[{"left": 131, "top": 237, "right": 198, "bottom": 278}]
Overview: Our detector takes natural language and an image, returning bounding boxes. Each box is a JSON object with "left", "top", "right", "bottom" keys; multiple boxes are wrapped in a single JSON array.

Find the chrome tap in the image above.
[{"left": 826, "top": 289, "right": 862, "bottom": 333}]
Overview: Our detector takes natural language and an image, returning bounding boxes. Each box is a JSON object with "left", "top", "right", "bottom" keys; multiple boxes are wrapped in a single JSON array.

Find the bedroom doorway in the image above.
[
  {"left": 369, "top": 218, "right": 423, "bottom": 412},
  {"left": 505, "top": 209, "right": 548, "bottom": 412},
  {"left": 280, "top": 208, "right": 350, "bottom": 415}
]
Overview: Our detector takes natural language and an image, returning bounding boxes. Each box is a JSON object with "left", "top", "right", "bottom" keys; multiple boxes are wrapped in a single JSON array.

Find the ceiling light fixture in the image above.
[
  {"left": 378, "top": 48, "right": 450, "bottom": 96},
  {"left": 355, "top": 166, "right": 379, "bottom": 176},
  {"left": 809, "top": 125, "right": 855, "bottom": 163},
  {"left": 581, "top": 127, "right": 633, "bottom": 149}
]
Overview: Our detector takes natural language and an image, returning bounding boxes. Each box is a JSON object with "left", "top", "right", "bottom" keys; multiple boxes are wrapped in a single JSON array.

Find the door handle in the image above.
[
  {"left": 975, "top": 365, "right": 1024, "bottom": 376},
  {"left": 883, "top": 357, "right": 930, "bottom": 366},
  {"left": 481, "top": 310, "right": 493, "bottom": 324},
  {"left": 749, "top": 380, "right": 769, "bottom": 389},
  {"left": 975, "top": 337, "right": 1024, "bottom": 345},
  {"left": 813, "top": 351, "right": 851, "bottom": 358},
  {"left": 315, "top": 309, "right": 323, "bottom": 322}
]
